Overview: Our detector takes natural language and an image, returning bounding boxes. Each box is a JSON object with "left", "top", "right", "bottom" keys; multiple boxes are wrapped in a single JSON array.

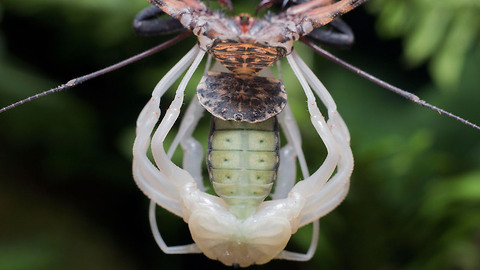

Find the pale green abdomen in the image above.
[{"left": 207, "top": 117, "right": 279, "bottom": 219}]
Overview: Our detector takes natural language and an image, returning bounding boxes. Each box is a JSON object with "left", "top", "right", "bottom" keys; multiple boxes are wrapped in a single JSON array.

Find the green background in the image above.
[{"left": 0, "top": 0, "right": 479, "bottom": 269}]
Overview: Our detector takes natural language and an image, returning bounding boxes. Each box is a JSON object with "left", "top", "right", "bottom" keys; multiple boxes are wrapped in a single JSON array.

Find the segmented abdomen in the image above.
[{"left": 207, "top": 117, "right": 279, "bottom": 219}]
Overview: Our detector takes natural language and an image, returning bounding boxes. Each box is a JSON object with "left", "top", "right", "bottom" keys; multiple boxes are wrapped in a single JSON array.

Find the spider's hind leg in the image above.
[
  {"left": 273, "top": 105, "right": 321, "bottom": 262},
  {"left": 149, "top": 200, "right": 202, "bottom": 254},
  {"left": 133, "top": 5, "right": 185, "bottom": 36}
]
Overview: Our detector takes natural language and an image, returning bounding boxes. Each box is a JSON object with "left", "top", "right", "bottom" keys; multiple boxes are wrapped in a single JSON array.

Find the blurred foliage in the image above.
[
  {"left": 367, "top": 0, "right": 480, "bottom": 90},
  {"left": 0, "top": 0, "right": 479, "bottom": 270}
]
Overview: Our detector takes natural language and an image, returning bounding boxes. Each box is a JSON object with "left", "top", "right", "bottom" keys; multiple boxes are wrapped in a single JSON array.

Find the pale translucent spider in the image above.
[
  {"left": 130, "top": 0, "right": 359, "bottom": 267},
  {"left": 132, "top": 45, "right": 353, "bottom": 266}
]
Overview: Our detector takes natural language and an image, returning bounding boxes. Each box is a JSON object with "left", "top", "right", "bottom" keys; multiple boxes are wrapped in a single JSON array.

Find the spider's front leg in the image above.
[
  {"left": 133, "top": 45, "right": 207, "bottom": 254},
  {"left": 132, "top": 45, "right": 205, "bottom": 214},
  {"left": 132, "top": 46, "right": 202, "bottom": 216},
  {"left": 273, "top": 104, "right": 321, "bottom": 262},
  {"left": 286, "top": 50, "right": 354, "bottom": 227},
  {"left": 149, "top": 48, "right": 206, "bottom": 185}
]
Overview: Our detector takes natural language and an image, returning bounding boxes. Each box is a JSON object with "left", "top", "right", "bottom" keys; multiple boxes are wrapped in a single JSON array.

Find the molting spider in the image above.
[
  {"left": 1, "top": 0, "right": 479, "bottom": 269},
  {"left": 131, "top": 0, "right": 362, "bottom": 266}
]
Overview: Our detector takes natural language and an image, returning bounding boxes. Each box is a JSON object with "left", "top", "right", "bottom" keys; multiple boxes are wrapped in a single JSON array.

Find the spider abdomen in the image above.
[{"left": 207, "top": 117, "right": 279, "bottom": 219}]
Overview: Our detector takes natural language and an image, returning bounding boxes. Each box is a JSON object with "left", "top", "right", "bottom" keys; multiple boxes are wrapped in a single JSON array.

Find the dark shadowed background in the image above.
[{"left": 1, "top": 0, "right": 479, "bottom": 269}]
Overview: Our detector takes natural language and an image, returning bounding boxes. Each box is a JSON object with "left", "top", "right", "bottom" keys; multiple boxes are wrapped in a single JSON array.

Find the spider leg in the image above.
[
  {"left": 302, "top": 39, "right": 480, "bottom": 130},
  {"left": 286, "top": 52, "right": 341, "bottom": 199},
  {"left": 167, "top": 95, "right": 206, "bottom": 191},
  {"left": 134, "top": 5, "right": 185, "bottom": 36},
  {"left": 0, "top": 33, "right": 190, "bottom": 114},
  {"left": 273, "top": 144, "right": 296, "bottom": 200},
  {"left": 272, "top": 104, "right": 308, "bottom": 199},
  {"left": 299, "top": 138, "right": 352, "bottom": 226},
  {"left": 274, "top": 104, "right": 320, "bottom": 262},
  {"left": 150, "top": 47, "right": 206, "bottom": 188},
  {"left": 149, "top": 200, "right": 202, "bottom": 254},
  {"left": 165, "top": 55, "right": 213, "bottom": 191},
  {"left": 292, "top": 49, "right": 351, "bottom": 139},
  {"left": 132, "top": 46, "right": 202, "bottom": 216},
  {"left": 275, "top": 220, "right": 319, "bottom": 261},
  {"left": 287, "top": 51, "right": 354, "bottom": 226},
  {"left": 300, "top": 125, "right": 352, "bottom": 225},
  {"left": 134, "top": 46, "right": 206, "bottom": 254},
  {"left": 270, "top": 60, "right": 308, "bottom": 199}
]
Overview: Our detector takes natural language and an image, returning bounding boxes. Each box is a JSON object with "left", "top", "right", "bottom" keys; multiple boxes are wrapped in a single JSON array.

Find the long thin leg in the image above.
[
  {"left": 273, "top": 104, "right": 309, "bottom": 199},
  {"left": 132, "top": 46, "right": 201, "bottom": 216},
  {"left": 272, "top": 144, "right": 297, "bottom": 200},
  {"left": 287, "top": 52, "right": 341, "bottom": 198},
  {"left": 275, "top": 61, "right": 309, "bottom": 184},
  {"left": 275, "top": 219, "right": 319, "bottom": 261},
  {"left": 136, "top": 46, "right": 206, "bottom": 255},
  {"left": 307, "top": 180, "right": 350, "bottom": 219},
  {"left": 0, "top": 32, "right": 191, "bottom": 114},
  {"left": 291, "top": 48, "right": 351, "bottom": 155},
  {"left": 293, "top": 50, "right": 350, "bottom": 140},
  {"left": 300, "top": 144, "right": 353, "bottom": 226},
  {"left": 302, "top": 38, "right": 480, "bottom": 131},
  {"left": 148, "top": 200, "right": 202, "bottom": 254},
  {"left": 278, "top": 104, "right": 310, "bottom": 179},
  {"left": 274, "top": 64, "right": 319, "bottom": 262},
  {"left": 165, "top": 55, "right": 212, "bottom": 191},
  {"left": 287, "top": 51, "right": 353, "bottom": 226},
  {"left": 150, "top": 48, "right": 206, "bottom": 188},
  {"left": 167, "top": 95, "right": 206, "bottom": 191},
  {"left": 133, "top": 46, "right": 206, "bottom": 254}
]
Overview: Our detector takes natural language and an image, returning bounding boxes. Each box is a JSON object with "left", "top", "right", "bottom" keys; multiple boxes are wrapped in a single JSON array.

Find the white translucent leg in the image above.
[
  {"left": 149, "top": 200, "right": 202, "bottom": 254},
  {"left": 164, "top": 55, "right": 212, "bottom": 191},
  {"left": 272, "top": 62, "right": 309, "bottom": 199},
  {"left": 278, "top": 104, "right": 310, "bottom": 179},
  {"left": 274, "top": 67, "right": 319, "bottom": 262},
  {"left": 275, "top": 220, "right": 319, "bottom": 261},
  {"left": 132, "top": 46, "right": 201, "bottom": 216},
  {"left": 133, "top": 46, "right": 206, "bottom": 255},
  {"left": 287, "top": 53, "right": 341, "bottom": 198},
  {"left": 272, "top": 144, "right": 297, "bottom": 200},
  {"left": 309, "top": 181, "right": 350, "bottom": 219},
  {"left": 300, "top": 130, "right": 353, "bottom": 225},
  {"left": 166, "top": 96, "right": 206, "bottom": 191},
  {"left": 289, "top": 51, "right": 354, "bottom": 226},
  {"left": 150, "top": 48, "right": 206, "bottom": 188},
  {"left": 293, "top": 51, "right": 351, "bottom": 141}
]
